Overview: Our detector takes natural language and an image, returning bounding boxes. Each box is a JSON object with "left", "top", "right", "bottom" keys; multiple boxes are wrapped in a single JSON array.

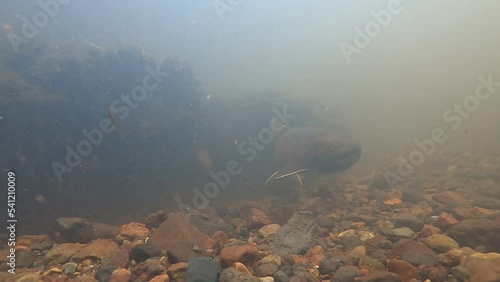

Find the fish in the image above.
[
  {"left": 265, "top": 127, "right": 361, "bottom": 187},
  {"left": 108, "top": 107, "right": 117, "bottom": 127}
]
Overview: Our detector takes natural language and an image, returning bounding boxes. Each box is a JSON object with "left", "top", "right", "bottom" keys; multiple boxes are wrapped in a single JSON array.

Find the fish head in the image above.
[{"left": 308, "top": 135, "right": 362, "bottom": 173}]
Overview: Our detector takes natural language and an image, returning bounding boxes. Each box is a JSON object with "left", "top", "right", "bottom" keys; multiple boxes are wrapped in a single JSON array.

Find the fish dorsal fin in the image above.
[
  {"left": 264, "top": 164, "right": 310, "bottom": 187},
  {"left": 270, "top": 117, "right": 288, "bottom": 134},
  {"left": 274, "top": 165, "right": 310, "bottom": 180}
]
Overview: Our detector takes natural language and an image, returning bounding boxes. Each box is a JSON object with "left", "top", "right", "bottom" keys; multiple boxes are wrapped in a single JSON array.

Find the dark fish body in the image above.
[{"left": 274, "top": 127, "right": 361, "bottom": 176}]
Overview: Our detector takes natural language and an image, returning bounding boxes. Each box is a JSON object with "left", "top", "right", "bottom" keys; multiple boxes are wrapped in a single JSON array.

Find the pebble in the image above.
[
  {"left": 394, "top": 213, "right": 424, "bottom": 232},
  {"left": 337, "top": 229, "right": 361, "bottom": 251},
  {"left": 249, "top": 208, "right": 272, "bottom": 229},
  {"left": 259, "top": 254, "right": 281, "bottom": 266},
  {"left": 109, "top": 268, "right": 131, "bottom": 282},
  {"left": 95, "top": 266, "right": 115, "bottom": 282},
  {"left": 167, "top": 262, "right": 188, "bottom": 281},
  {"left": 43, "top": 243, "right": 85, "bottom": 264},
  {"left": 234, "top": 262, "right": 253, "bottom": 276},
  {"left": 388, "top": 239, "right": 438, "bottom": 266},
  {"left": 465, "top": 252, "right": 500, "bottom": 282},
  {"left": 384, "top": 198, "right": 402, "bottom": 206},
  {"left": 62, "top": 262, "right": 77, "bottom": 276},
  {"left": 438, "top": 248, "right": 469, "bottom": 267},
  {"left": 116, "top": 222, "right": 150, "bottom": 243},
  {"left": 220, "top": 244, "right": 259, "bottom": 267},
  {"left": 387, "top": 259, "right": 418, "bottom": 281},
  {"left": 417, "top": 224, "right": 441, "bottom": 238},
  {"left": 149, "top": 274, "right": 171, "bottom": 282},
  {"left": 72, "top": 239, "right": 120, "bottom": 262},
  {"left": 318, "top": 255, "right": 343, "bottom": 275},
  {"left": 331, "top": 265, "right": 363, "bottom": 282},
  {"left": 423, "top": 234, "right": 459, "bottom": 253},
  {"left": 418, "top": 265, "right": 448, "bottom": 282},
  {"left": 447, "top": 219, "right": 500, "bottom": 252},
  {"left": 432, "top": 212, "right": 459, "bottom": 230},
  {"left": 220, "top": 267, "right": 260, "bottom": 282},
  {"left": 388, "top": 227, "right": 416, "bottom": 241},
  {"left": 304, "top": 245, "right": 325, "bottom": 265},
  {"left": 255, "top": 263, "right": 279, "bottom": 277},
  {"left": 145, "top": 210, "right": 168, "bottom": 229},
  {"left": 259, "top": 224, "right": 281, "bottom": 238},
  {"left": 354, "top": 271, "right": 403, "bottom": 282}
]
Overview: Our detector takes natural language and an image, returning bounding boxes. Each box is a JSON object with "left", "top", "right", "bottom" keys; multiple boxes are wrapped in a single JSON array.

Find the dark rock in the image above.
[
  {"left": 447, "top": 218, "right": 500, "bottom": 252},
  {"left": 17, "top": 251, "right": 35, "bottom": 268},
  {"left": 43, "top": 243, "right": 85, "bottom": 264},
  {"left": 401, "top": 186, "right": 423, "bottom": 203},
  {"left": 71, "top": 239, "right": 119, "bottom": 262},
  {"left": 63, "top": 262, "right": 77, "bottom": 276},
  {"left": 130, "top": 243, "right": 162, "bottom": 263},
  {"left": 418, "top": 265, "right": 448, "bottom": 282},
  {"left": 95, "top": 266, "right": 115, "bottom": 282},
  {"left": 30, "top": 240, "right": 53, "bottom": 252},
  {"left": 145, "top": 210, "right": 168, "bottom": 229},
  {"left": 101, "top": 249, "right": 129, "bottom": 269},
  {"left": 89, "top": 222, "right": 118, "bottom": 240},
  {"left": 375, "top": 220, "right": 394, "bottom": 237},
  {"left": 347, "top": 210, "right": 374, "bottom": 225},
  {"left": 292, "top": 271, "right": 316, "bottom": 282},
  {"left": 189, "top": 214, "right": 236, "bottom": 238},
  {"left": 354, "top": 271, "right": 403, "bottom": 282},
  {"left": 475, "top": 195, "right": 500, "bottom": 210},
  {"left": 279, "top": 265, "right": 295, "bottom": 277},
  {"left": 255, "top": 262, "right": 279, "bottom": 277},
  {"left": 386, "top": 259, "right": 417, "bottom": 281},
  {"left": 316, "top": 214, "right": 335, "bottom": 229},
  {"left": 433, "top": 191, "right": 467, "bottom": 205},
  {"left": 337, "top": 230, "right": 362, "bottom": 251},
  {"left": 388, "top": 239, "right": 438, "bottom": 266},
  {"left": 186, "top": 257, "right": 221, "bottom": 282},
  {"left": 401, "top": 252, "right": 439, "bottom": 267},
  {"left": 394, "top": 213, "right": 424, "bottom": 232},
  {"left": 271, "top": 211, "right": 320, "bottom": 255},
  {"left": 49, "top": 217, "right": 93, "bottom": 243},
  {"left": 331, "top": 265, "right": 363, "bottom": 282},
  {"left": 167, "top": 242, "right": 206, "bottom": 263},
  {"left": 149, "top": 212, "right": 209, "bottom": 252},
  {"left": 273, "top": 271, "right": 290, "bottom": 282},
  {"left": 319, "top": 256, "right": 343, "bottom": 274},
  {"left": 450, "top": 265, "right": 469, "bottom": 281}
]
